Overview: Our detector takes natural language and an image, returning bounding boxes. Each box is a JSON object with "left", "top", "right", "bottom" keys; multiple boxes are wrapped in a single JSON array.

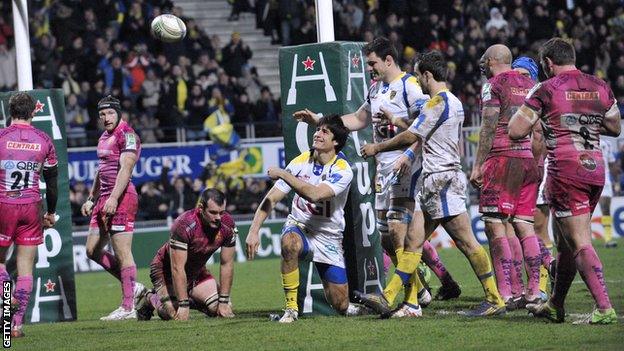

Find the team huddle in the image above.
[{"left": 0, "top": 36, "right": 619, "bottom": 337}]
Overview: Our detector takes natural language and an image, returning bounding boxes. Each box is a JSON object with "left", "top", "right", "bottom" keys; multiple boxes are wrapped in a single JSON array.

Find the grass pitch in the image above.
[{"left": 13, "top": 240, "right": 624, "bottom": 350}]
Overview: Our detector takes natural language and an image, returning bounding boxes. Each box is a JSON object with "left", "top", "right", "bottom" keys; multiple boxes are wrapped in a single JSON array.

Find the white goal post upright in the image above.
[
  {"left": 315, "top": 0, "right": 335, "bottom": 43},
  {"left": 12, "top": 0, "right": 34, "bottom": 90}
]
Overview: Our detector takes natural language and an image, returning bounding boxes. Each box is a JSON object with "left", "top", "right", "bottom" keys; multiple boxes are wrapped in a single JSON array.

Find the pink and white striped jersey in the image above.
[
  {"left": 96, "top": 120, "right": 141, "bottom": 196},
  {"left": 0, "top": 123, "right": 58, "bottom": 204}
]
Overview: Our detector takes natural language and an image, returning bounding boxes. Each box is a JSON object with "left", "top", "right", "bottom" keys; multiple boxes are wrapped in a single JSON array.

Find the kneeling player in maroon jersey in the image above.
[{"left": 136, "top": 189, "right": 237, "bottom": 320}]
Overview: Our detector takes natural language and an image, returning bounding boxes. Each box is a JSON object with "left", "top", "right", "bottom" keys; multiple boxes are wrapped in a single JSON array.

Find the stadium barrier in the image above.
[
  {"left": 1, "top": 90, "right": 77, "bottom": 324},
  {"left": 67, "top": 138, "right": 286, "bottom": 184}
]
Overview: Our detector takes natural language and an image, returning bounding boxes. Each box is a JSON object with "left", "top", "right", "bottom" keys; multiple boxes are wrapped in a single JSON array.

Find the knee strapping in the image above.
[
  {"left": 376, "top": 219, "right": 389, "bottom": 234},
  {"left": 387, "top": 207, "right": 412, "bottom": 224},
  {"left": 481, "top": 214, "right": 506, "bottom": 223},
  {"left": 511, "top": 217, "right": 534, "bottom": 225}
]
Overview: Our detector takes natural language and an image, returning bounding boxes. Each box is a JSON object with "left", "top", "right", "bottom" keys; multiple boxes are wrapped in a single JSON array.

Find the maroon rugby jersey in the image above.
[{"left": 154, "top": 209, "right": 237, "bottom": 281}]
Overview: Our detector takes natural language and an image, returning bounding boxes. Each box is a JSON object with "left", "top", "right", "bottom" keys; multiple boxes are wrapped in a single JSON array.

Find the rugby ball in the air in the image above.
[{"left": 151, "top": 14, "right": 187, "bottom": 43}]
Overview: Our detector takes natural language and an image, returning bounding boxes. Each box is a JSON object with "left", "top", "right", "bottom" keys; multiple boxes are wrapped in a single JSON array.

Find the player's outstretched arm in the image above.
[
  {"left": 293, "top": 109, "right": 321, "bottom": 125},
  {"left": 217, "top": 245, "right": 236, "bottom": 318},
  {"left": 82, "top": 170, "right": 100, "bottom": 216},
  {"left": 294, "top": 105, "right": 370, "bottom": 132},
  {"left": 601, "top": 101, "right": 621, "bottom": 137},
  {"left": 268, "top": 167, "right": 334, "bottom": 203},
  {"left": 340, "top": 105, "right": 371, "bottom": 131},
  {"left": 104, "top": 152, "right": 138, "bottom": 216},
  {"left": 509, "top": 104, "right": 538, "bottom": 140},
  {"left": 372, "top": 130, "right": 419, "bottom": 156},
  {"left": 246, "top": 186, "right": 287, "bottom": 260},
  {"left": 170, "top": 246, "right": 190, "bottom": 321}
]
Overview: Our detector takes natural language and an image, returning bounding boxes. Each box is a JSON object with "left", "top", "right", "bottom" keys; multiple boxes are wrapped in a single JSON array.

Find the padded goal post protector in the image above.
[
  {"left": 279, "top": 42, "right": 385, "bottom": 315},
  {"left": 0, "top": 89, "right": 77, "bottom": 323}
]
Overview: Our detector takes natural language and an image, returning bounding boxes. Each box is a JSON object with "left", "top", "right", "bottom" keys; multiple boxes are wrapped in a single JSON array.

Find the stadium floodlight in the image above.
[{"left": 11, "top": 0, "right": 33, "bottom": 90}]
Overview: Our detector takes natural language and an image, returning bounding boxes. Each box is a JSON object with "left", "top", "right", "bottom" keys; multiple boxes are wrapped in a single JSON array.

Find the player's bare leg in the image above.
[
  {"left": 323, "top": 282, "right": 349, "bottom": 314},
  {"left": 482, "top": 215, "right": 513, "bottom": 305},
  {"left": 189, "top": 279, "right": 219, "bottom": 316},
  {"left": 85, "top": 228, "right": 118, "bottom": 278},
  {"left": 599, "top": 197, "right": 616, "bottom": 248},
  {"left": 510, "top": 215, "right": 542, "bottom": 304},
  {"left": 439, "top": 212, "right": 505, "bottom": 316},
  {"left": 278, "top": 231, "right": 303, "bottom": 323}
]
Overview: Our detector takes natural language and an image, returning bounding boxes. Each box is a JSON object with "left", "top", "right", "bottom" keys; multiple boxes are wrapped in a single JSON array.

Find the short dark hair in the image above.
[
  {"left": 363, "top": 37, "right": 398, "bottom": 63},
  {"left": 317, "top": 114, "right": 349, "bottom": 152},
  {"left": 9, "top": 92, "right": 35, "bottom": 120},
  {"left": 540, "top": 38, "right": 575, "bottom": 66},
  {"left": 199, "top": 188, "right": 226, "bottom": 207},
  {"left": 415, "top": 51, "right": 447, "bottom": 82}
]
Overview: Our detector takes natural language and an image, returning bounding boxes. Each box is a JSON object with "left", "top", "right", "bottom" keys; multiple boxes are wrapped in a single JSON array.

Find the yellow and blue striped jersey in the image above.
[{"left": 275, "top": 151, "right": 353, "bottom": 236}]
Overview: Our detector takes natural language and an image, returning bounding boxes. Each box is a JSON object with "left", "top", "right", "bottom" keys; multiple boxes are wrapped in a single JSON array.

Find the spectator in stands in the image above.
[
  {"left": 0, "top": 43, "right": 16, "bottom": 92},
  {"left": 253, "top": 86, "right": 280, "bottom": 137},
  {"left": 138, "top": 181, "right": 169, "bottom": 220},
  {"left": 70, "top": 181, "right": 90, "bottom": 226},
  {"left": 65, "top": 94, "right": 90, "bottom": 147},
  {"left": 186, "top": 84, "right": 209, "bottom": 141},
  {"left": 161, "top": 162, "right": 198, "bottom": 219},
  {"left": 279, "top": 0, "right": 303, "bottom": 46},
  {"left": 222, "top": 32, "right": 253, "bottom": 78},
  {"left": 141, "top": 69, "right": 161, "bottom": 119}
]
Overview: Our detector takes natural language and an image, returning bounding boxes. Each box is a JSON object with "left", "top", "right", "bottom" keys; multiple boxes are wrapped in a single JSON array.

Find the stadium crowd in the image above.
[
  {"left": 0, "top": 0, "right": 282, "bottom": 146},
  {"left": 2, "top": 0, "right": 624, "bottom": 223}
]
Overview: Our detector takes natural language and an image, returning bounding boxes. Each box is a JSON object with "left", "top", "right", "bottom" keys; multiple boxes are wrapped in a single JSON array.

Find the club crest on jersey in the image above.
[
  {"left": 125, "top": 133, "right": 137, "bottom": 150},
  {"left": 481, "top": 83, "right": 492, "bottom": 101},
  {"left": 313, "top": 163, "right": 323, "bottom": 176},
  {"left": 578, "top": 153, "right": 597, "bottom": 171},
  {"left": 389, "top": 90, "right": 397, "bottom": 100}
]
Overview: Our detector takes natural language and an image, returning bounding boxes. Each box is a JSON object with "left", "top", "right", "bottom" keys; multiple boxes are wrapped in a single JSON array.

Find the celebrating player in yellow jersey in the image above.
[
  {"left": 246, "top": 115, "right": 363, "bottom": 323},
  {"left": 358, "top": 51, "right": 505, "bottom": 317},
  {"left": 294, "top": 37, "right": 461, "bottom": 317}
]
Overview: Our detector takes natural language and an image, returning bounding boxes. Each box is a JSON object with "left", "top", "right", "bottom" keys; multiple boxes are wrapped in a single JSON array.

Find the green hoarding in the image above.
[
  {"left": 72, "top": 219, "right": 288, "bottom": 273},
  {"left": 0, "top": 89, "right": 77, "bottom": 323},
  {"left": 279, "top": 42, "right": 384, "bottom": 315}
]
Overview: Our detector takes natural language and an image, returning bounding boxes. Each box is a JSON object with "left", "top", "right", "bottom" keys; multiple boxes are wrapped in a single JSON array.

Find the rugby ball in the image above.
[{"left": 151, "top": 14, "right": 187, "bottom": 43}]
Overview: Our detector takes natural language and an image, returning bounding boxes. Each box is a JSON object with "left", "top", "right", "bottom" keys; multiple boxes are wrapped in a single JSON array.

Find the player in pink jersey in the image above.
[
  {"left": 80, "top": 95, "right": 143, "bottom": 321},
  {"left": 513, "top": 57, "right": 555, "bottom": 302},
  {"left": 135, "top": 189, "right": 236, "bottom": 321},
  {"left": 0, "top": 92, "right": 58, "bottom": 338},
  {"left": 470, "top": 45, "right": 543, "bottom": 309},
  {"left": 509, "top": 38, "right": 621, "bottom": 324}
]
